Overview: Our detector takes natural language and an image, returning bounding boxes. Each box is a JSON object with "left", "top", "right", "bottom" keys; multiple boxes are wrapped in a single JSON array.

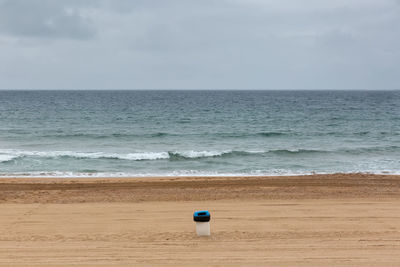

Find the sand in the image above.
[{"left": 0, "top": 174, "right": 400, "bottom": 266}]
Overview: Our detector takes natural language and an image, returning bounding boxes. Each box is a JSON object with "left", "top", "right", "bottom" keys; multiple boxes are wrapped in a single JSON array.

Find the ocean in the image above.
[{"left": 0, "top": 90, "right": 399, "bottom": 177}]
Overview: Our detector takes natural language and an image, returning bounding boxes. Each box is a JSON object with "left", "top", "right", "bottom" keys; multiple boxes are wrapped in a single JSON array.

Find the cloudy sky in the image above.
[{"left": 0, "top": 0, "right": 399, "bottom": 89}]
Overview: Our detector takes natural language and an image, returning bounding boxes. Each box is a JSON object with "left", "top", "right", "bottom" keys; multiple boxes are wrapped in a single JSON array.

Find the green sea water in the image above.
[{"left": 0, "top": 90, "right": 399, "bottom": 177}]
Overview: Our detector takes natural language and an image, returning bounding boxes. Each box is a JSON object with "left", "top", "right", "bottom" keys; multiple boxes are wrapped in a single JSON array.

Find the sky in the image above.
[{"left": 0, "top": 0, "right": 399, "bottom": 90}]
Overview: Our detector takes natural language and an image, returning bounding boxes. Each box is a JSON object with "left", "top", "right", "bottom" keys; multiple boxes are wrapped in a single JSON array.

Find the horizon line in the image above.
[{"left": 0, "top": 88, "right": 399, "bottom": 91}]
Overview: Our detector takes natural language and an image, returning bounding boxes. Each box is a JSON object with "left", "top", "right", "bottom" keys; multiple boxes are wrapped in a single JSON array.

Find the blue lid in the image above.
[
  {"left": 193, "top": 210, "right": 211, "bottom": 222},
  {"left": 194, "top": 210, "right": 210, "bottom": 217}
]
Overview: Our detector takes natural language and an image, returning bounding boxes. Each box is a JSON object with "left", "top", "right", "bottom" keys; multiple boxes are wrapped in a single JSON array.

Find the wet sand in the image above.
[{"left": 1, "top": 174, "right": 400, "bottom": 266}]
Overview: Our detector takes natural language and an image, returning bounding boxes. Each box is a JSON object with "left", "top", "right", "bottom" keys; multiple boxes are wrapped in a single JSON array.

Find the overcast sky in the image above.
[{"left": 0, "top": 0, "right": 399, "bottom": 90}]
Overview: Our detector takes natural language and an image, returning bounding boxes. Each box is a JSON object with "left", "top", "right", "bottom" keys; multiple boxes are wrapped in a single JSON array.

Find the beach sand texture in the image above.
[{"left": 1, "top": 174, "right": 400, "bottom": 266}]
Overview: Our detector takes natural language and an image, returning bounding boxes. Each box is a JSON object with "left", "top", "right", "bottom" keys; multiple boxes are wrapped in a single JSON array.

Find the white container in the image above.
[
  {"left": 193, "top": 210, "right": 211, "bottom": 236},
  {"left": 196, "top": 221, "right": 210, "bottom": 236}
]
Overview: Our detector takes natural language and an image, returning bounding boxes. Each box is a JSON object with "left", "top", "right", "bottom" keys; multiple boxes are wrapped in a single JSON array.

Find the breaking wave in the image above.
[
  {"left": 0, "top": 154, "right": 19, "bottom": 163},
  {"left": 0, "top": 149, "right": 265, "bottom": 162},
  {"left": 0, "top": 145, "right": 399, "bottom": 163}
]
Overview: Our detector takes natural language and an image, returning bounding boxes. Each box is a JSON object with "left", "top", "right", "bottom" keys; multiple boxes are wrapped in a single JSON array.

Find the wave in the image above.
[
  {"left": 168, "top": 150, "right": 231, "bottom": 160},
  {"left": 0, "top": 154, "right": 19, "bottom": 163},
  {"left": 0, "top": 149, "right": 232, "bottom": 162},
  {"left": 1, "top": 145, "right": 399, "bottom": 163},
  {"left": 0, "top": 150, "right": 170, "bottom": 161},
  {"left": 0, "top": 148, "right": 323, "bottom": 163}
]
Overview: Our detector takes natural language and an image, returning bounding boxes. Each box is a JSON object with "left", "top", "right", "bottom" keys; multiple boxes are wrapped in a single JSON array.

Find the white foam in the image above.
[
  {"left": 173, "top": 150, "right": 229, "bottom": 158},
  {"left": 1, "top": 169, "right": 400, "bottom": 178},
  {"left": 0, "top": 149, "right": 170, "bottom": 161},
  {"left": 119, "top": 152, "right": 170, "bottom": 160},
  {"left": 0, "top": 149, "right": 231, "bottom": 161},
  {"left": 0, "top": 154, "right": 18, "bottom": 162}
]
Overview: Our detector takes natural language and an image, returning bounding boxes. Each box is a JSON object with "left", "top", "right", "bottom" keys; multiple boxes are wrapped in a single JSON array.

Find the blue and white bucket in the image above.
[{"left": 193, "top": 210, "right": 211, "bottom": 236}]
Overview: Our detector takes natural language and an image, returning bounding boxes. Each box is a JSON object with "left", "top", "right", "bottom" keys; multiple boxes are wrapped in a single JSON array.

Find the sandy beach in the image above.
[{"left": 1, "top": 173, "right": 400, "bottom": 266}]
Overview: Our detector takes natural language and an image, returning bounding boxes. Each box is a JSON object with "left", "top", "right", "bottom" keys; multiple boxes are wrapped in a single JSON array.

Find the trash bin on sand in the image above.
[{"left": 193, "top": 210, "right": 211, "bottom": 236}]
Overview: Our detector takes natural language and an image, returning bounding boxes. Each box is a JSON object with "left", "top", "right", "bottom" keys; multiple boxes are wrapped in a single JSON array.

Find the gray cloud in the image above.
[
  {"left": 0, "top": 0, "right": 97, "bottom": 39},
  {"left": 0, "top": 0, "right": 399, "bottom": 89}
]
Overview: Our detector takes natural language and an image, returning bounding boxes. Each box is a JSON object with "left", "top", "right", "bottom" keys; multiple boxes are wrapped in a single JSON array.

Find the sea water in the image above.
[{"left": 0, "top": 90, "right": 399, "bottom": 177}]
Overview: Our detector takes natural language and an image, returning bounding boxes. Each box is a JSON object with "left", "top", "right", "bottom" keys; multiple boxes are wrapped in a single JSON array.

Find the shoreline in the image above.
[
  {"left": 1, "top": 172, "right": 399, "bottom": 180},
  {"left": 0, "top": 171, "right": 398, "bottom": 179}
]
